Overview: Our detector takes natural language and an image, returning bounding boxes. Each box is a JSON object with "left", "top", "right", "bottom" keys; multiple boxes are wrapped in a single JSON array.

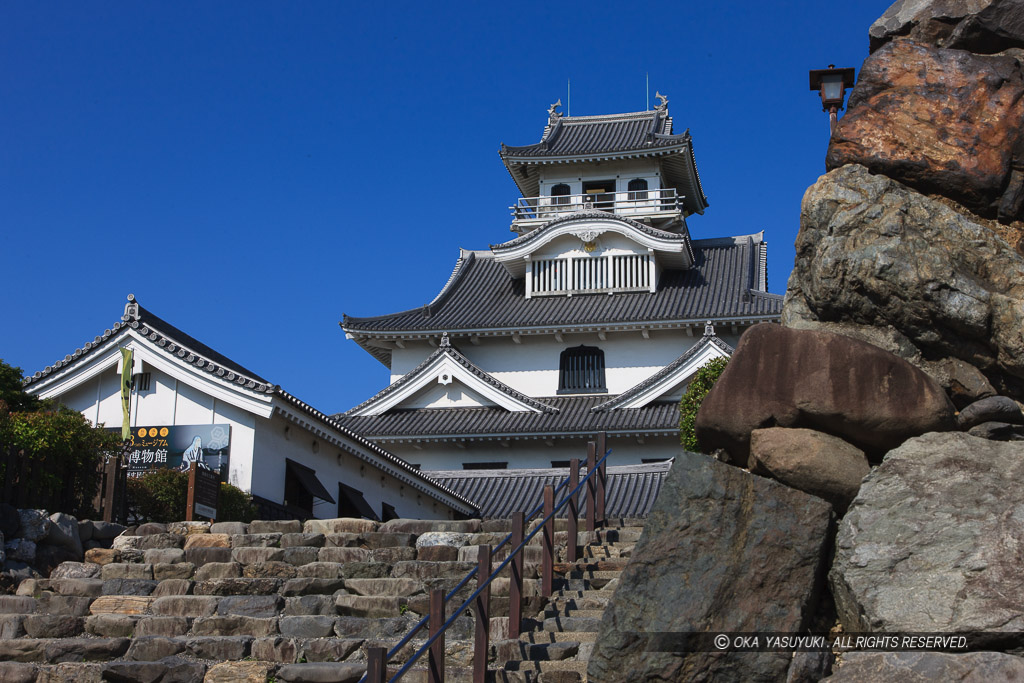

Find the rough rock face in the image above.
[
  {"left": 695, "top": 323, "right": 955, "bottom": 465},
  {"left": 957, "top": 395, "right": 1024, "bottom": 429},
  {"left": 826, "top": 40, "right": 1024, "bottom": 220},
  {"left": 870, "top": 0, "right": 1024, "bottom": 53},
  {"left": 831, "top": 432, "right": 1024, "bottom": 646},
  {"left": 783, "top": 164, "right": 1024, "bottom": 401},
  {"left": 749, "top": 428, "right": 870, "bottom": 514},
  {"left": 588, "top": 451, "right": 833, "bottom": 683},
  {"left": 824, "top": 652, "right": 1024, "bottom": 681}
]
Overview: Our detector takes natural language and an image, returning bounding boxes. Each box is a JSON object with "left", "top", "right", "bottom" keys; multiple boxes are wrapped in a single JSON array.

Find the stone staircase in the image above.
[{"left": 0, "top": 518, "right": 643, "bottom": 683}]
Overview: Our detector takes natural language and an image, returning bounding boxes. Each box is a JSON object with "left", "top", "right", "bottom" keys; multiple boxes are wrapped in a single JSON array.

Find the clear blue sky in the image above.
[{"left": 2, "top": 1, "right": 890, "bottom": 415}]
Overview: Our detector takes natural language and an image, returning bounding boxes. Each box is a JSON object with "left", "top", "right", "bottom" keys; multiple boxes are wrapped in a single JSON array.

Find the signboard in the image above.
[
  {"left": 188, "top": 463, "right": 220, "bottom": 521},
  {"left": 111, "top": 424, "right": 231, "bottom": 482}
]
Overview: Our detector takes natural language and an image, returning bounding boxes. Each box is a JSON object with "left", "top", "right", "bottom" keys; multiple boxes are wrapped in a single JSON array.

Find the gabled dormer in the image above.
[{"left": 499, "top": 96, "right": 708, "bottom": 234}]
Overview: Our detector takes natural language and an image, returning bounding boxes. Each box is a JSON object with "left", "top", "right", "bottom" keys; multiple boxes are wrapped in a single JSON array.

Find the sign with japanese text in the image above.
[{"left": 109, "top": 424, "right": 231, "bottom": 481}]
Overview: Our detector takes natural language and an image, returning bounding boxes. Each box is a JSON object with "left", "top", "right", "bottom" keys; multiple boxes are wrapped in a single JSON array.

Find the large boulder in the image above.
[
  {"left": 957, "top": 395, "right": 1024, "bottom": 430},
  {"left": 831, "top": 432, "right": 1024, "bottom": 647},
  {"left": 46, "top": 513, "right": 83, "bottom": 558},
  {"left": 588, "top": 451, "right": 833, "bottom": 683},
  {"left": 825, "top": 652, "right": 1024, "bottom": 681},
  {"left": 870, "top": 0, "right": 1024, "bottom": 53},
  {"left": 826, "top": 40, "right": 1024, "bottom": 220},
  {"left": 749, "top": 428, "right": 870, "bottom": 514},
  {"left": 783, "top": 164, "right": 1024, "bottom": 401},
  {"left": 695, "top": 323, "right": 955, "bottom": 466}
]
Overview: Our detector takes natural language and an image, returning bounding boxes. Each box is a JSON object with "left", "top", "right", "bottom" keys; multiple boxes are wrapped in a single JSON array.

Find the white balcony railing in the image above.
[
  {"left": 511, "top": 188, "right": 683, "bottom": 223},
  {"left": 527, "top": 253, "right": 654, "bottom": 297}
]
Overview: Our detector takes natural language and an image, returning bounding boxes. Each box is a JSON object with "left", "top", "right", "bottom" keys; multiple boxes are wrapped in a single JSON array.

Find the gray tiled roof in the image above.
[
  {"left": 342, "top": 236, "right": 783, "bottom": 363},
  {"left": 500, "top": 110, "right": 682, "bottom": 159},
  {"left": 333, "top": 395, "right": 680, "bottom": 440},
  {"left": 428, "top": 461, "right": 672, "bottom": 519}
]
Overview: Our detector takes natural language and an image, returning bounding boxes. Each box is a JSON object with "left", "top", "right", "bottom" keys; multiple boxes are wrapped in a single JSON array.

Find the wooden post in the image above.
[
  {"left": 542, "top": 484, "right": 554, "bottom": 598},
  {"left": 596, "top": 432, "right": 607, "bottom": 527},
  {"left": 567, "top": 458, "right": 579, "bottom": 563},
  {"left": 366, "top": 646, "right": 387, "bottom": 683},
  {"left": 509, "top": 511, "right": 524, "bottom": 639},
  {"left": 429, "top": 587, "right": 445, "bottom": 683},
  {"left": 2, "top": 445, "right": 16, "bottom": 505},
  {"left": 185, "top": 462, "right": 197, "bottom": 522},
  {"left": 586, "top": 440, "right": 596, "bottom": 533},
  {"left": 474, "top": 544, "right": 491, "bottom": 683},
  {"left": 102, "top": 456, "right": 119, "bottom": 523}
]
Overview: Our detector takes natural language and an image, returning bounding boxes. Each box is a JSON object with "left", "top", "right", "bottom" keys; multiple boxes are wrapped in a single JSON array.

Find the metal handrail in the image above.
[
  {"left": 380, "top": 448, "right": 610, "bottom": 683},
  {"left": 357, "top": 469, "right": 581, "bottom": 683},
  {"left": 510, "top": 189, "right": 682, "bottom": 220}
]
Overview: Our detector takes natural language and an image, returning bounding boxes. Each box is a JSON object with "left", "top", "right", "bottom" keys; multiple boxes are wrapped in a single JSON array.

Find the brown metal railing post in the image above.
[
  {"left": 586, "top": 440, "right": 597, "bottom": 533},
  {"left": 509, "top": 511, "right": 524, "bottom": 639},
  {"left": 474, "top": 544, "right": 491, "bottom": 683},
  {"left": 429, "top": 588, "right": 445, "bottom": 683},
  {"left": 542, "top": 484, "right": 554, "bottom": 598},
  {"left": 102, "top": 456, "right": 119, "bottom": 523},
  {"left": 596, "top": 432, "right": 607, "bottom": 527},
  {"left": 567, "top": 458, "right": 579, "bottom": 563},
  {"left": 367, "top": 646, "right": 387, "bottom": 682},
  {"left": 185, "top": 462, "right": 197, "bottom": 522}
]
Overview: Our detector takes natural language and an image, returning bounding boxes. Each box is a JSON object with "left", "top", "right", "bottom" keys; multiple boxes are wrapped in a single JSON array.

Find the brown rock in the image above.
[
  {"left": 248, "top": 520, "right": 301, "bottom": 534},
  {"left": 134, "top": 616, "right": 191, "bottom": 637},
  {"left": 150, "top": 595, "right": 219, "bottom": 618},
  {"left": 83, "top": 548, "right": 120, "bottom": 566},
  {"left": 750, "top": 428, "right": 871, "bottom": 514},
  {"left": 89, "top": 596, "right": 154, "bottom": 615},
  {"left": 869, "top": 0, "right": 1024, "bottom": 54},
  {"left": 204, "top": 660, "right": 273, "bottom": 683},
  {"left": 826, "top": 40, "right": 1024, "bottom": 219},
  {"left": 184, "top": 533, "right": 230, "bottom": 549},
  {"left": 304, "top": 518, "right": 379, "bottom": 535},
  {"left": 191, "top": 615, "right": 278, "bottom": 637},
  {"left": 152, "top": 562, "right": 194, "bottom": 581},
  {"left": 695, "top": 323, "right": 956, "bottom": 465},
  {"left": 317, "top": 547, "right": 369, "bottom": 564}
]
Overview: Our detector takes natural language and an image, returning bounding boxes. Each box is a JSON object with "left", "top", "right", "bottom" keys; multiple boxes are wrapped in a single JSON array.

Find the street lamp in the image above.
[{"left": 809, "top": 65, "right": 856, "bottom": 135}]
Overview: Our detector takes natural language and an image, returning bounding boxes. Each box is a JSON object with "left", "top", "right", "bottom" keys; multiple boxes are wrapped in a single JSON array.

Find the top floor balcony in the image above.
[{"left": 510, "top": 188, "right": 686, "bottom": 233}]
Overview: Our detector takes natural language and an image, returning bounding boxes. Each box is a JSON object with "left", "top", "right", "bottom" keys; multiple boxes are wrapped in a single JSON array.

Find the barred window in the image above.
[
  {"left": 558, "top": 345, "right": 606, "bottom": 394},
  {"left": 551, "top": 183, "right": 571, "bottom": 205},
  {"left": 628, "top": 178, "right": 648, "bottom": 200}
]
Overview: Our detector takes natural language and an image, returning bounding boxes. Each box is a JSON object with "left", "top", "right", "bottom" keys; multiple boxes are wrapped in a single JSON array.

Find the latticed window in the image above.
[
  {"left": 558, "top": 346, "right": 606, "bottom": 394},
  {"left": 628, "top": 178, "right": 648, "bottom": 200},
  {"left": 551, "top": 183, "right": 571, "bottom": 205}
]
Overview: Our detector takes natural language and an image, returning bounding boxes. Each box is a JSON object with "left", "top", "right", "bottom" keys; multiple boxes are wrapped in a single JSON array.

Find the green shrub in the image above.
[
  {"left": 678, "top": 356, "right": 730, "bottom": 453},
  {"left": 126, "top": 468, "right": 257, "bottom": 523}
]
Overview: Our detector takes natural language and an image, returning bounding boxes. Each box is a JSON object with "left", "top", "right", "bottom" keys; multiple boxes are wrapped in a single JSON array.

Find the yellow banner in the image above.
[{"left": 120, "top": 348, "right": 133, "bottom": 440}]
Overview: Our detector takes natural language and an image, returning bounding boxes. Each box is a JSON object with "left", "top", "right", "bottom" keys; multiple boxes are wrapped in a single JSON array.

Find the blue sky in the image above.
[{"left": 2, "top": 1, "right": 890, "bottom": 415}]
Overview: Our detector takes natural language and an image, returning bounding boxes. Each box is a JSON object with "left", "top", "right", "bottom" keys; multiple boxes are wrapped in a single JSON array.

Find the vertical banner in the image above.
[{"left": 119, "top": 348, "right": 133, "bottom": 440}]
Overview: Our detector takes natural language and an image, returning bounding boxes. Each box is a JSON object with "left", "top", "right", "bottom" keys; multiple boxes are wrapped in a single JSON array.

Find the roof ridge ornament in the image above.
[
  {"left": 123, "top": 293, "right": 139, "bottom": 322},
  {"left": 440, "top": 331, "right": 451, "bottom": 348},
  {"left": 704, "top": 320, "right": 715, "bottom": 337},
  {"left": 548, "top": 99, "right": 562, "bottom": 125},
  {"left": 655, "top": 92, "right": 668, "bottom": 112}
]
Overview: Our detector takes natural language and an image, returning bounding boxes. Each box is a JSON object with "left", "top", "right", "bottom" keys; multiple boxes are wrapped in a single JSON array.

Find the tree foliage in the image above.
[
  {"left": 126, "top": 468, "right": 257, "bottom": 524},
  {"left": 679, "top": 356, "right": 730, "bottom": 453},
  {"left": 0, "top": 359, "right": 40, "bottom": 412}
]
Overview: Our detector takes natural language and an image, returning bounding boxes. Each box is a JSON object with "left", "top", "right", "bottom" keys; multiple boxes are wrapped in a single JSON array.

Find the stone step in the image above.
[
  {"left": 519, "top": 630, "right": 597, "bottom": 644},
  {"left": 543, "top": 595, "right": 609, "bottom": 611},
  {"left": 540, "top": 615, "right": 604, "bottom": 633},
  {"left": 541, "top": 607, "right": 604, "bottom": 619},
  {"left": 503, "top": 658, "right": 589, "bottom": 675}
]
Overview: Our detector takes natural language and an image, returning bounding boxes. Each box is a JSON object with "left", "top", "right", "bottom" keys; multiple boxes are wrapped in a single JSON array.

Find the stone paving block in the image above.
[
  {"left": 195, "top": 562, "right": 242, "bottom": 580},
  {"left": 0, "top": 662, "right": 36, "bottom": 683},
  {"left": 281, "top": 578, "right": 345, "bottom": 596},
  {"left": 0, "top": 595, "right": 36, "bottom": 614},
  {"left": 134, "top": 523, "right": 168, "bottom": 536},
  {"left": 104, "top": 656, "right": 206, "bottom": 682},
  {"left": 84, "top": 548, "right": 121, "bottom": 565},
  {"left": 0, "top": 614, "right": 26, "bottom": 638},
  {"left": 276, "top": 662, "right": 365, "bottom": 682},
  {"left": 184, "top": 533, "right": 230, "bottom": 549},
  {"left": 233, "top": 547, "right": 285, "bottom": 564},
  {"left": 24, "top": 614, "right": 84, "bottom": 638},
  {"left": 192, "top": 615, "right": 278, "bottom": 637},
  {"left": 296, "top": 562, "right": 343, "bottom": 579},
  {"left": 344, "top": 578, "right": 422, "bottom": 597},
  {"left": 217, "top": 594, "right": 284, "bottom": 618},
  {"left": 334, "top": 595, "right": 404, "bottom": 619},
  {"left": 194, "top": 578, "right": 283, "bottom": 596},
  {"left": 51, "top": 579, "right": 104, "bottom": 598},
  {"left": 249, "top": 520, "right": 301, "bottom": 534},
  {"left": 37, "top": 595, "right": 94, "bottom": 617},
  {"left": 84, "top": 613, "right": 138, "bottom": 637},
  {"left": 282, "top": 547, "right": 320, "bottom": 566},
  {"left": 210, "top": 521, "right": 247, "bottom": 535},
  {"left": 101, "top": 563, "right": 154, "bottom": 580},
  {"left": 380, "top": 519, "right": 481, "bottom": 534},
  {"left": 278, "top": 615, "right": 337, "bottom": 638},
  {"left": 125, "top": 635, "right": 186, "bottom": 661},
  {"left": 36, "top": 662, "right": 104, "bottom": 683},
  {"left": 151, "top": 595, "right": 219, "bottom": 618},
  {"left": 323, "top": 533, "right": 361, "bottom": 547},
  {"left": 134, "top": 616, "right": 192, "bottom": 637},
  {"left": 299, "top": 637, "right": 364, "bottom": 663},
  {"left": 392, "top": 560, "right": 474, "bottom": 580},
  {"left": 318, "top": 547, "right": 369, "bottom": 564},
  {"left": 185, "top": 547, "right": 233, "bottom": 566},
  {"left": 243, "top": 561, "right": 298, "bottom": 579},
  {"left": 304, "top": 518, "right": 379, "bottom": 535},
  {"left": 102, "top": 578, "right": 158, "bottom": 596},
  {"left": 251, "top": 636, "right": 299, "bottom": 663},
  {"left": 152, "top": 579, "right": 193, "bottom": 597},
  {"left": 43, "top": 637, "right": 131, "bottom": 662},
  {"left": 362, "top": 532, "right": 416, "bottom": 549},
  {"left": 0, "top": 638, "right": 47, "bottom": 661},
  {"left": 50, "top": 562, "right": 101, "bottom": 580},
  {"left": 143, "top": 548, "right": 186, "bottom": 564},
  {"left": 15, "top": 579, "right": 48, "bottom": 597},
  {"left": 153, "top": 562, "right": 195, "bottom": 581},
  {"left": 136, "top": 533, "right": 185, "bottom": 550},
  {"left": 369, "top": 547, "right": 417, "bottom": 563},
  {"left": 281, "top": 533, "right": 325, "bottom": 548},
  {"left": 416, "top": 545, "right": 460, "bottom": 562},
  {"left": 204, "top": 660, "right": 273, "bottom": 683},
  {"left": 167, "top": 521, "right": 211, "bottom": 536},
  {"left": 186, "top": 635, "right": 254, "bottom": 660},
  {"left": 340, "top": 562, "right": 392, "bottom": 580},
  {"left": 112, "top": 535, "right": 144, "bottom": 551},
  {"left": 283, "top": 595, "right": 336, "bottom": 616},
  {"left": 231, "top": 533, "right": 281, "bottom": 548},
  {"left": 89, "top": 595, "right": 155, "bottom": 615}
]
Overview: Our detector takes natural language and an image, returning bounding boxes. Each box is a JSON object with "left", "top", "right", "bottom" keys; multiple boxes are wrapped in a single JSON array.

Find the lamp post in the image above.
[{"left": 809, "top": 65, "right": 856, "bottom": 135}]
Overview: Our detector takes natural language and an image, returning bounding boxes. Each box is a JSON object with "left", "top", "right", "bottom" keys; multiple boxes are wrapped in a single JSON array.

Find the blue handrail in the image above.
[{"left": 377, "top": 447, "right": 612, "bottom": 683}]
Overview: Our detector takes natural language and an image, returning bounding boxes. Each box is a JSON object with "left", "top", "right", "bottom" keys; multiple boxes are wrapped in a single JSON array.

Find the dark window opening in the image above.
[
  {"left": 338, "top": 482, "right": 379, "bottom": 520},
  {"left": 628, "top": 178, "right": 648, "bottom": 200},
  {"left": 582, "top": 180, "right": 615, "bottom": 211},
  {"left": 551, "top": 183, "right": 571, "bottom": 206},
  {"left": 551, "top": 460, "right": 571, "bottom": 468},
  {"left": 284, "top": 468, "right": 313, "bottom": 518},
  {"left": 558, "top": 345, "right": 607, "bottom": 394},
  {"left": 381, "top": 502, "right": 399, "bottom": 521},
  {"left": 642, "top": 458, "right": 671, "bottom": 464},
  {"left": 462, "top": 462, "right": 508, "bottom": 470},
  {"left": 134, "top": 372, "right": 152, "bottom": 392}
]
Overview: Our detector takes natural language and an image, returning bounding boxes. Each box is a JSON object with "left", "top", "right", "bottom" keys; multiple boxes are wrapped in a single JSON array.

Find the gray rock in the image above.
[
  {"left": 824, "top": 651, "right": 1024, "bottom": 681},
  {"left": 749, "top": 428, "right": 871, "bottom": 514},
  {"left": 6, "top": 538, "right": 36, "bottom": 564},
  {"left": 0, "top": 662, "right": 36, "bottom": 683},
  {"left": 217, "top": 594, "right": 284, "bottom": 618},
  {"left": 869, "top": 0, "right": 1024, "bottom": 53},
  {"left": 50, "top": 562, "right": 100, "bottom": 580},
  {"left": 77, "top": 520, "right": 94, "bottom": 543},
  {"left": 968, "top": 421, "right": 1024, "bottom": 440},
  {"left": 415, "top": 532, "right": 472, "bottom": 548},
  {"left": 210, "top": 521, "right": 248, "bottom": 535},
  {"left": 90, "top": 521, "right": 126, "bottom": 541},
  {"left": 958, "top": 396, "right": 1024, "bottom": 430},
  {"left": 134, "top": 523, "right": 167, "bottom": 536},
  {"left": 831, "top": 432, "right": 1024, "bottom": 643},
  {"left": 143, "top": 548, "right": 185, "bottom": 565},
  {"left": 23, "top": 614, "right": 84, "bottom": 638},
  {"left": 249, "top": 520, "right": 302, "bottom": 534},
  {"left": 125, "top": 635, "right": 186, "bottom": 661},
  {"left": 17, "top": 510, "right": 50, "bottom": 542},
  {"left": 588, "top": 451, "right": 833, "bottom": 682},
  {"left": 276, "top": 662, "right": 364, "bottom": 683},
  {"left": 46, "top": 513, "right": 82, "bottom": 557},
  {"left": 104, "top": 657, "right": 206, "bottom": 683},
  {"left": 783, "top": 164, "right": 1024, "bottom": 402},
  {"left": 278, "top": 615, "right": 337, "bottom": 638},
  {"left": 102, "top": 579, "right": 158, "bottom": 596}
]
